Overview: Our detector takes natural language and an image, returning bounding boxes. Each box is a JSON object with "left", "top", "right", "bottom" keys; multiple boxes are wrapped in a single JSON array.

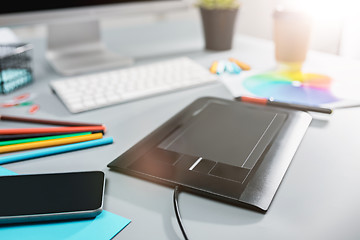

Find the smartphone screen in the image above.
[{"left": 0, "top": 171, "right": 105, "bottom": 223}]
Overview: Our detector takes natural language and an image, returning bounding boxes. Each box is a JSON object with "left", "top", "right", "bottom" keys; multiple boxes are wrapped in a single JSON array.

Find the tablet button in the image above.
[
  {"left": 191, "top": 159, "right": 216, "bottom": 174},
  {"left": 209, "top": 163, "right": 250, "bottom": 183}
]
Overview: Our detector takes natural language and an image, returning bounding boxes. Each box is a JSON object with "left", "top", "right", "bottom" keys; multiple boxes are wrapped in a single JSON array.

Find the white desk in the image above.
[{"left": 1, "top": 18, "right": 360, "bottom": 239}]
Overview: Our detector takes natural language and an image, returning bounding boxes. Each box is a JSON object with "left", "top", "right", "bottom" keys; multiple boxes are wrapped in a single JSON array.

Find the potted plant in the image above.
[{"left": 198, "top": 0, "right": 241, "bottom": 51}]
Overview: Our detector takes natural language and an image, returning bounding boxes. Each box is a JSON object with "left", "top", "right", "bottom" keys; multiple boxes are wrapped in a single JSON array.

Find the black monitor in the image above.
[{"left": 0, "top": 0, "right": 189, "bottom": 75}]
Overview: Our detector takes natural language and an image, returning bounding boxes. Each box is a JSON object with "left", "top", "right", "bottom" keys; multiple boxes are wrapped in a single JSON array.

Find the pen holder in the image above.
[{"left": 0, "top": 43, "right": 33, "bottom": 94}]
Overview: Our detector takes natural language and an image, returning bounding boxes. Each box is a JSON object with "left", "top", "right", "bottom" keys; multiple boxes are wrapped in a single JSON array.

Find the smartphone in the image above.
[{"left": 0, "top": 171, "right": 105, "bottom": 225}]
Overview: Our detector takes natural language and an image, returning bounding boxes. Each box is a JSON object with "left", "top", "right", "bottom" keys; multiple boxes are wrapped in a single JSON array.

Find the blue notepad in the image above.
[{"left": 0, "top": 166, "right": 131, "bottom": 240}]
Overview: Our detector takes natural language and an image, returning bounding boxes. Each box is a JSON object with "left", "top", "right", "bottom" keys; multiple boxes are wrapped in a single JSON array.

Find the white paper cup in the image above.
[{"left": 273, "top": 7, "right": 312, "bottom": 71}]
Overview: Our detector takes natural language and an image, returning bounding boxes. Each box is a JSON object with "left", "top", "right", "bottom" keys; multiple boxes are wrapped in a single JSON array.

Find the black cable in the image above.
[{"left": 173, "top": 186, "right": 189, "bottom": 240}]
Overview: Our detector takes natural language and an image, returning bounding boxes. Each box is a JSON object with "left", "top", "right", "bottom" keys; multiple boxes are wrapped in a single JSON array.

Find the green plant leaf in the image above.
[{"left": 197, "top": 0, "right": 240, "bottom": 9}]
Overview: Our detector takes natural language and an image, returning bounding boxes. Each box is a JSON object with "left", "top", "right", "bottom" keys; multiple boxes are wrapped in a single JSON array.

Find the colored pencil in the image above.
[
  {"left": 0, "top": 133, "right": 103, "bottom": 153},
  {"left": 235, "top": 96, "right": 333, "bottom": 114},
  {"left": 0, "top": 137, "right": 113, "bottom": 165},
  {"left": 0, "top": 131, "right": 104, "bottom": 141},
  {"left": 0, "top": 114, "right": 103, "bottom": 126},
  {"left": 0, "top": 126, "right": 106, "bottom": 135},
  {"left": 0, "top": 132, "right": 92, "bottom": 146}
]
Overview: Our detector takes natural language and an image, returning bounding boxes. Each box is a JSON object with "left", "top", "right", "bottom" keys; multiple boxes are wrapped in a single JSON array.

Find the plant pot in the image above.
[{"left": 200, "top": 7, "right": 239, "bottom": 51}]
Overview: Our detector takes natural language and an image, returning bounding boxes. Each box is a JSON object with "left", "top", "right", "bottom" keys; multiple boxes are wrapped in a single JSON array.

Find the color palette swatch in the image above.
[{"left": 242, "top": 70, "right": 340, "bottom": 106}]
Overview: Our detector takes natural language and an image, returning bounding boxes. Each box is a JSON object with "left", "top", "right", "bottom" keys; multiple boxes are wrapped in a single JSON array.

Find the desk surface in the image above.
[{"left": 2, "top": 18, "right": 360, "bottom": 240}]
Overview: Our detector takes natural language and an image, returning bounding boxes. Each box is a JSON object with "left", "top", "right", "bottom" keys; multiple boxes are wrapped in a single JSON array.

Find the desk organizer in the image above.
[{"left": 0, "top": 43, "right": 33, "bottom": 94}]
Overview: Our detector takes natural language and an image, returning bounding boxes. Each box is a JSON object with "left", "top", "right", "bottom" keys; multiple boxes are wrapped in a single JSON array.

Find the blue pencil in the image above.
[{"left": 0, "top": 137, "right": 113, "bottom": 165}]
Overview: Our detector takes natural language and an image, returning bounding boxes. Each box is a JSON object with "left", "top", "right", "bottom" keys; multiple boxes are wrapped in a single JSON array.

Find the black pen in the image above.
[{"left": 235, "top": 96, "right": 333, "bottom": 114}]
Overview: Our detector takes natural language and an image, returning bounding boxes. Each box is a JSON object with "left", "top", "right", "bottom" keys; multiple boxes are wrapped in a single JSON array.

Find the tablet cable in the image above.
[{"left": 173, "top": 186, "right": 189, "bottom": 240}]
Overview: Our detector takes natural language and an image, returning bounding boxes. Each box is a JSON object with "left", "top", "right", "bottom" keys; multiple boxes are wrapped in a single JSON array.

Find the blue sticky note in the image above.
[
  {"left": 0, "top": 166, "right": 131, "bottom": 240},
  {"left": 0, "top": 166, "right": 17, "bottom": 176}
]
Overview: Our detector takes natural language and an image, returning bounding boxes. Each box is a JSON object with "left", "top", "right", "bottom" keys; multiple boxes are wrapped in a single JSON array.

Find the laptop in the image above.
[{"left": 108, "top": 97, "right": 311, "bottom": 211}]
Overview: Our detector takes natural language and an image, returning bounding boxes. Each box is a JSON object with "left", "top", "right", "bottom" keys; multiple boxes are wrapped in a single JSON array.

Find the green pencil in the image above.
[{"left": 0, "top": 132, "right": 92, "bottom": 146}]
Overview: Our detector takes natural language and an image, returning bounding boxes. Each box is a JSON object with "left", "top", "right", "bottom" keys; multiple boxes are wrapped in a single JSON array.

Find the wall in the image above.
[
  {"left": 235, "top": 0, "right": 343, "bottom": 54},
  {"left": 8, "top": 0, "right": 351, "bottom": 56}
]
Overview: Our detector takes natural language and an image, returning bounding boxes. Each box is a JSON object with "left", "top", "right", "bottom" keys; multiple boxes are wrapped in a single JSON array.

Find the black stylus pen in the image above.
[{"left": 235, "top": 96, "right": 333, "bottom": 114}]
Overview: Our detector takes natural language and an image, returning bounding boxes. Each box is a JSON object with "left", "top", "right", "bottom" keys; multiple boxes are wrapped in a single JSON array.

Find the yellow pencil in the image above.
[{"left": 0, "top": 133, "right": 103, "bottom": 154}]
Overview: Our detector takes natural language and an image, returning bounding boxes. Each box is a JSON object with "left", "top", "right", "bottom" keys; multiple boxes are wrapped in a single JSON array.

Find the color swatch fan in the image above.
[
  {"left": 243, "top": 71, "right": 338, "bottom": 105},
  {"left": 224, "top": 68, "right": 360, "bottom": 109}
]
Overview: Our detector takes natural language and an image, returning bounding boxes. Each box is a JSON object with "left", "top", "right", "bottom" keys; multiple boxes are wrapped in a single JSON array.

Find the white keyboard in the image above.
[{"left": 50, "top": 57, "right": 218, "bottom": 113}]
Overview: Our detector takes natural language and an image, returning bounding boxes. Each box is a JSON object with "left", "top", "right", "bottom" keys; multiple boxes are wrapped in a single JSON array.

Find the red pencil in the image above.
[{"left": 0, "top": 126, "right": 106, "bottom": 135}]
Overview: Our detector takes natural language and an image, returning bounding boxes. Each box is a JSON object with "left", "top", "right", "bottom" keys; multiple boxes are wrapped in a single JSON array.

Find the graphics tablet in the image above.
[{"left": 108, "top": 97, "right": 312, "bottom": 211}]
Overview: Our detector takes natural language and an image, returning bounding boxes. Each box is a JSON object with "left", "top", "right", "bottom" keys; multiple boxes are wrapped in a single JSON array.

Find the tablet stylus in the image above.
[{"left": 235, "top": 96, "right": 333, "bottom": 114}]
